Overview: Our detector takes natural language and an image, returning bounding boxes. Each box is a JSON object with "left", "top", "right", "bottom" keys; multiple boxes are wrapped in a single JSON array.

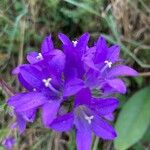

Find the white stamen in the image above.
[
  {"left": 84, "top": 115, "right": 94, "bottom": 124},
  {"left": 33, "top": 88, "right": 36, "bottom": 91},
  {"left": 72, "top": 40, "right": 78, "bottom": 47},
  {"left": 104, "top": 60, "right": 112, "bottom": 68},
  {"left": 36, "top": 53, "right": 43, "bottom": 60},
  {"left": 42, "top": 78, "right": 52, "bottom": 87}
]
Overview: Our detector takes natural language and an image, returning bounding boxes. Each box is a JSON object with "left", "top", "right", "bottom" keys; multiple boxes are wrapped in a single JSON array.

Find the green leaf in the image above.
[
  {"left": 114, "top": 86, "right": 150, "bottom": 150},
  {"left": 64, "top": 0, "right": 100, "bottom": 16},
  {"left": 0, "top": 146, "right": 4, "bottom": 150},
  {"left": 0, "top": 129, "right": 9, "bottom": 140}
]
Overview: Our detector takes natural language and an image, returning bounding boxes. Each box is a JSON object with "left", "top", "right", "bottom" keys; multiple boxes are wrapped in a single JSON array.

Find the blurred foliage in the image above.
[{"left": 0, "top": 0, "right": 150, "bottom": 150}]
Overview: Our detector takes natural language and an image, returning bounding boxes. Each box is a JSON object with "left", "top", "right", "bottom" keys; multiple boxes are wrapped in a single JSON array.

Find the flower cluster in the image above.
[{"left": 7, "top": 33, "right": 138, "bottom": 150}]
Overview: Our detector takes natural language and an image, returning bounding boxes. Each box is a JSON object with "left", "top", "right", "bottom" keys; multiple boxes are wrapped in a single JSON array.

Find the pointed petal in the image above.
[
  {"left": 18, "top": 65, "right": 43, "bottom": 90},
  {"left": 26, "top": 51, "right": 40, "bottom": 64},
  {"left": 106, "top": 79, "right": 126, "bottom": 94},
  {"left": 21, "top": 109, "right": 37, "bottom": 122},
  {"left": 107, "top": 45, "right": 120, "bottom": 63},
  {"left": 41, "top": 101, "right": 60, "bottom": 127},
  {"left": 85, "top": 69, "right": 100, "bottom": 88},
  {"left": 63, "top": 78, "right": 85, "bottom": 97},
  {"left": 90, "top": 98, "right": 119, "bottom": 115},
  {"left": 8, "top": 92, "right": 47, "bottom": 112},
  {"left": 50, "top": 112, "right": 74, "bottom": 131},
  {"left": 75, "top": 33, "right": 90, "bottom": 57},
  {"left": 47, "top": 50, "right": 65, "bottom": 75},
  {"left": 16, "top": 114, "right": 26, "bottom": 134},
  {"left": 18, "top": 74, "right": 33, "bottom": 91},
  {"left": 12, "top": 64, "right": 28, "bottom": 75},
  {"left": 91, "top": 113, "right": 117, "bottom": 139},
  {"left": 107, "top": 65, "right": 138, "bottom": 78},
  {"left": 58, "top": 33, "right": 73, "bottom": 46},
  {"left": 76, "top": 129, "right": 92, "bottom": 150},
  {"left": 7, "top": 93, "right": 26, "bottom": 107},
  {"left": 104, "top": 113, "right": 114, "bottom": 121},
  {"left": 74, "top": 88, "right": 91, "bottom": 107},
  {"left": 84, "top": 57, "right": 99, "bottom": 71},
  {"left": 94, "top": 36, "right": 107, "bottom": 63},
  {"left": 41, "top": 35, "right": 54, "bottom": 56}
]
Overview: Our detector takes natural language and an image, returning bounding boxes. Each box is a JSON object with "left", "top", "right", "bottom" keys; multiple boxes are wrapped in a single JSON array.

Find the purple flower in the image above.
[
  {"left": 50, "top": 88, "right": 119, "bottom": 150},
  {"left": 6, "top": 33, "right": 138, "bottom": 149},
  {"left": 83, "top": 36, "right": 138, "bottom": 94},
  {"left": 58, "top": 33, "right": 90, "bottom": 80},
  {"left": 2, "top": 136, "right": 15, "bottom": 150},
  {"left": 8, "top": 55, "right": 85, "bottom": 133}
]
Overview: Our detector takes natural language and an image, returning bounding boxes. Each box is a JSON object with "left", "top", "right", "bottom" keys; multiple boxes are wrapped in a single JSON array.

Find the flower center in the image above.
[
  {"left": 36, "top": 53, "right": 43, "bottom": 60},
  {"left": 33, "top": 88, "right": 37, "bottom": 91},
  {"left": 72, "top": 40, "right": 78, "bottom": 47},
  {"left": 104, "top": 60, "right": 112, "bottom": 68},
  {"left": 84, "top": 115, "right": 94, "bottom": 124},
  {"left": 42, "top": 78, "right": 52, "bottom": 87},
  {"left": 42, "top": 78, "right": 60, "bottom": 94}
]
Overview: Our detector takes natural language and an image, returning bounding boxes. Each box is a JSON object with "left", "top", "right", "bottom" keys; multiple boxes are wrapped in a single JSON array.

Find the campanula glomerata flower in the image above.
[
  {"left": 7, "top": 33, "right": 138, "bottom": 150},
  {"left": 2, "top": 136, "right": 15, "bottom": 150}
]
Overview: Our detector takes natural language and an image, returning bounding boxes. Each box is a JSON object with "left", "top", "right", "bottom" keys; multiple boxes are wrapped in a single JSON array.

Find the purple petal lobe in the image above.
[
  {"left": 41, "top": 35, "right": 54, "bottom": 56},
  {"left": 21, "top": 109, "right": 37, "bottom": 122},
  {"left": 75, "top": 33, "right": 90, "bottom": 57},
  {"left": 91, "top": 113, "right": 117, "bottom": 139},
  {"left": 106, "top": 79, "right": 126, "bottom": 94},
  {"left": 104, "top": 113, "right": 114, "bottom": 121},
  {"left": 74, "top": 88, "right": 91, "bottom": 107},
  {"left": 50, "top": 112, "right": 74, "bottom": 131},
  {"left": 94, "top": 36, "right": 107, "bottom": 63},
  {"left": 107, "top": 65, "right": 138, "bottom": 78},
  {"left": 9, "top": 92, "right": 47, "bottom": 112},
  {"left": 91, "top": 98, "right": 119, "bottom": 115},
  {"left": 27, "top": 51, "right": 40, "bottom": 64},
  {"left": 16, "top": 114, "right": 26, "bottom": 134},
  {"left": 47, "top": 50, "right": 65, "bottom": 75},
  {"left": 107, "top": 45, "right": 120, "bottom": 63},
  {"left": 76, "top": 130, "right": 92, "bottom": 150},
  {"left": 42, "top": 101, "right": 60, "bottom": 127},
  {"left": 63, "top": 78, "right": 85, "bottom": 97},
  {"left": 58, "top": 33, "right": 73, "bottom": 46},
  {"left": 2, "top": 136, "right": 16, "bottom": 150},
  {"left": 18, "top": 65, "right": 43, "bottom": 90}
]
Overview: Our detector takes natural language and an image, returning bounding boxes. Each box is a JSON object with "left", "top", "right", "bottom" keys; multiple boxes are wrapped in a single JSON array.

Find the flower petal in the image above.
[
  {"left": 9, "top": 92, "right": 48, "bottom": 112},
  {"left": 50, "top": 112, "right": 74, "bottom": 131},
  {"left": 107, "top": 65, "right": 138, "bottom": 78},
  {"left": 63, "top": 78, "right": 85, "bottom": 97},
  {"left": 104, "top": 113, "right": 114, "bottom": 121},
  {"left": 18, "top": 65, "right": 43, "bottom": 90},
  {"left": 21, "top": 109, "right": 37, "bottom": 122},
  {"left": 106, "top": 79, "right": 126, "bottom": 94},
  {"left": 91, "top": 113, "right": 117, "bottom": 139},
  {"left": 26, "top": 51, "right": 40, "bottom": 64},
  {"left": 75, "top": 33, "right": 90, "bottom": 57},
  {"left": 41, "top": 35, "right": 54, "bottom": 56},
  {"left": 107, "top": 45, "right": 120, "bottom": 63},
  {"left": 94, "top": 36, "right": 107, "bottom": 63},
  {"left": 47, "top": 50, "right": 65, "bottom": 76},
  {"left": 18, "top": 74, "right": 33, "bottom": 91},
  {"left": 58, "top": 33, "right": 73, "bottom": 46},
  {"left": 74, "top": 88, "right": 91, "bottom": 107},
  {"left": 41, "top": 101, "right": 60, "bottom": 127},
  {"left": 76, "top": 129, "right": 92, "bottom": 150},
  {"left": 84, "top": 57, "right": 99, "bottom": 71},
  {"left": 90, "top": 98, "right": 119, "bottom": 115},
  {"left": 16, "top": 114, "right": 26, "bottom": 134}
]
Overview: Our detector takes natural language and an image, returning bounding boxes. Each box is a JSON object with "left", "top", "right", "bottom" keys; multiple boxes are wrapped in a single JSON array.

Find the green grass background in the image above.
[{"left": 0, "top": 0, "right": 150, "bottom": 149}]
